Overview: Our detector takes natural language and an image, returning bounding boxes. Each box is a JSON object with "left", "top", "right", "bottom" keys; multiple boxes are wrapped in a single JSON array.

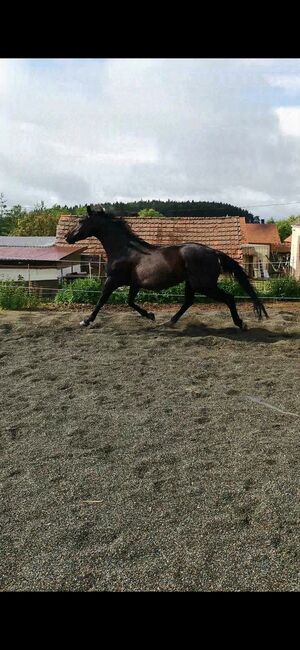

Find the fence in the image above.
[{"left": 0, "top": 254, "right": 299, "bottom": 303}]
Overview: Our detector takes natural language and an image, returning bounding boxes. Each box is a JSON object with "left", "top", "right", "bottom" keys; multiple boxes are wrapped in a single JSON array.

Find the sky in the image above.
[{"left": 1, "top": 57, "right": 300, "bottom": 219}]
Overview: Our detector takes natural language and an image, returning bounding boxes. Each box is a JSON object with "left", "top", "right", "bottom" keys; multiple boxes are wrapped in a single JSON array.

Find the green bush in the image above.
[
  {"left": 136, "top": 284, "right": 188, "bottom": 304},
  {"left": 265, "top": 276, "right": 300, "bottom": 298},
  {"left": 110, "top": 283, "right": 221, "bottom": 304},
  {"left": 109, "top": 287, "right": 129, "bottom": 304},
  {"left": 55, "top": 278, "right": 102, "bottom": 305},
  {"left": 0, "top": 280, "right": 40, "bottom": 310},
  {"left": 218, "top": 276, "right": 300, "bottom": 298},
  {"left": 218, "top": 277, "right": 248, "bottom": 296},
  {"left": 110, "top": 284, "right": 196, "bottom": 304},
  {"left": 53, "top": 275, "right": 300, "bottom": 307}
]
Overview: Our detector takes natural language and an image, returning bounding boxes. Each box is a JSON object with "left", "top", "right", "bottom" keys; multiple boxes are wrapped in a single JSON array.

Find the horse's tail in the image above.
[{"left": 218, "top": 251, "right": 269, "bottom": 320}]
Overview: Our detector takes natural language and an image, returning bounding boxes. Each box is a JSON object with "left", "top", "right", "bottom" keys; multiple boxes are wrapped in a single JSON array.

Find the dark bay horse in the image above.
[{"left": 65, "top": 204, "right": 269, "bottom": 329}]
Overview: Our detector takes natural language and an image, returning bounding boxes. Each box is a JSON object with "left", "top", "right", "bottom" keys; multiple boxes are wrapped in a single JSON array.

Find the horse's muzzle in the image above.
[{"left": 65, "top": 234, "right": 75, "bottom": 244}]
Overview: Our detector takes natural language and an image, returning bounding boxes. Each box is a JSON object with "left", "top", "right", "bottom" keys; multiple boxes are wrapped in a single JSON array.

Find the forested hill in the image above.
[
  {"left": 102, "top": 200, "right": 258, "bottom": 222},
  {"left": 0, "top": 198, "right": 260, "bottom": 236}
]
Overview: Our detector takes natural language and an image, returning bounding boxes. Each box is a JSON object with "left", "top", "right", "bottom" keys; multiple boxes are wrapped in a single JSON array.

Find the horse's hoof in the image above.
[
  {"left": 241, "top": 322, "right": 248, "bottom": 331},
  {"left": 80, "top": 319, "right": 89, "bottom": 327},
  {"left": 158, "top": 319, "right": 175, "bottom": 327},
  {"left": 148, "top": 312, "right": 155, "bottom": 321}
]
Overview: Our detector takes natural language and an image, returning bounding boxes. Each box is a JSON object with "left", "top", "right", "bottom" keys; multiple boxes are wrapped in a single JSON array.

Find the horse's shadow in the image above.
[{"left": 151, "top": 321, "right": 300, "bottom": 344}]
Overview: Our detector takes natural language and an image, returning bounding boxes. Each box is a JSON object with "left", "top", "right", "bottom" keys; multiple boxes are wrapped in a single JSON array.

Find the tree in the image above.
[
  {"left": 0, "top": 205, "right": 27, "bottom": 235},
  {"left": 0, "top": 195, "right": 25, "bottom": 235},
  {"left": 12, "top": 208, "right": 62, "bottom": 236},
  {"left": 267, "top": 215, "right": 300, "bottom": 242},
  {"left": 138, "top": 208, "right": 164, "bottom": 218},
  {"left": 10, "top": 204, "right": 88, "bottom": 236}
]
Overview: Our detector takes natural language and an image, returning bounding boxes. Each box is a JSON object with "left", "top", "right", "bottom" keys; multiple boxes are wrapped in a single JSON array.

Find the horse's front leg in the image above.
[{"left": 80, "top": 276, "right": 119, "bottom": 326}]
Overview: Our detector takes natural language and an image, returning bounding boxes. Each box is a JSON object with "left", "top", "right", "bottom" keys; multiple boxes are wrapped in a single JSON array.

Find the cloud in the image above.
[
  {"left": 266, "top": 73, "right": 300, "bottom": 95},
  {"left": 275, "top": 107, "right": 300, "bottom": 137},
  {"left": 1, "top": 58, "right": 300, "bottom": 217}
]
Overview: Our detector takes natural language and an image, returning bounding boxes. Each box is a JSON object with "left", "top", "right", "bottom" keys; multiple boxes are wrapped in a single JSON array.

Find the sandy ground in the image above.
[{"left": 1, "top": 302, "right": 300, "bottom": 592}]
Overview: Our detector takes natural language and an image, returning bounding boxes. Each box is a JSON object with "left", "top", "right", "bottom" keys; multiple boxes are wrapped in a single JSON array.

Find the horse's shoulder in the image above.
[{"left": 109, "top": 256, "right": 132, "bottom": 272}]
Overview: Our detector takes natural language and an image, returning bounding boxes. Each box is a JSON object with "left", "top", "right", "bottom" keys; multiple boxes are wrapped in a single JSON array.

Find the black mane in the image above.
[{"left": 102, "top": 211, "right": 158, "bottom": 252}]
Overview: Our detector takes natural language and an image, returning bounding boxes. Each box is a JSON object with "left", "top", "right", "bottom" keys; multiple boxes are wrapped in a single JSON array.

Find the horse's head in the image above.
[{"left": 65, "top": 205, "right": 106, "bottom": 244}]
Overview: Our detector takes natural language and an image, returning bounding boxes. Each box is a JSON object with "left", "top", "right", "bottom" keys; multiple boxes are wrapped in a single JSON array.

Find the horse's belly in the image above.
[
  {"left": 134, "top": 255, "right": 185, "bottom": 289},
  {"left": 138, "top": 275, "right": 175, "bottom": 290}
]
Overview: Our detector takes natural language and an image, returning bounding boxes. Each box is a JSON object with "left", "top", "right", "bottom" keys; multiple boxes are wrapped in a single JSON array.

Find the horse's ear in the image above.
[
  {"left": 93, "top": 203, "right": 105, "bottom": 214},
  {"left": 87, "top": 204, "right": 105, "bottom": 216}
]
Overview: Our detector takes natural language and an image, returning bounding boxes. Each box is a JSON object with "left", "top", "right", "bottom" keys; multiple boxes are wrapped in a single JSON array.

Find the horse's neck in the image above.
[{"left": 95, "top": 228, "right": 128, "bottom": 260}]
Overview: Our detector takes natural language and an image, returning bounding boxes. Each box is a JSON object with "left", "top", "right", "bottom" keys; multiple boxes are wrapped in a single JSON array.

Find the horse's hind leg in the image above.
[
  {"left": 128, "top": 285, "right": 155, "bottom": 321},
  {"left": 202, "top": 286, "right": 246, "bottom": 329},
  {"left": 169, "top": 281, "right": 195, "bottom": 324}
]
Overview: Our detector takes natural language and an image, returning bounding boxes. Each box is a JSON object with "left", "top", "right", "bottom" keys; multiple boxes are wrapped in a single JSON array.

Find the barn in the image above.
[{"left": 0, "top": 236, "right": 85, "bottom": 296}]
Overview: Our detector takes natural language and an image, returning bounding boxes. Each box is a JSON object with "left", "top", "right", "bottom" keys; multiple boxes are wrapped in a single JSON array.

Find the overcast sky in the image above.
[{"left": 1, "top": 58, "right": 300, "bottom": 219}]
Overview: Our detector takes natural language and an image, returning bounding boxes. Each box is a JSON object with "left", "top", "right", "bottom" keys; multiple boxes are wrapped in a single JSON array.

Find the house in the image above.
[
  {"left": 0, "top": 236, "right": 86, "bottom": 296},
  {"left": 290, "top": 224, "right": 300, "bottom": 280},
  {"left": 239, "top": 218, "right": 290, "bottom": 278},
  {"left": 56, "top": 214, "right": 245, "bottom": 278}
]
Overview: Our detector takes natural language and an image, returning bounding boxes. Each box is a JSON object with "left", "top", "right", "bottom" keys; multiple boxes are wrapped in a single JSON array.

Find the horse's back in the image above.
[
  {"left": 131, "top": 242, "right": 220, "bottom": 290},
  {"left": 179, "top": 243, "right": 221, "bottom": 289}
]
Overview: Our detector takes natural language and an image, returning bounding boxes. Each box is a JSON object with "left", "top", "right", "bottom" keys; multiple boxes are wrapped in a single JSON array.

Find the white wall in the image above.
[
  {"left": 0, "top": 265, "right": 81, "bottom": 282},
  {"left": 290, "top": 225, "right": 300, "bottom": 280}
]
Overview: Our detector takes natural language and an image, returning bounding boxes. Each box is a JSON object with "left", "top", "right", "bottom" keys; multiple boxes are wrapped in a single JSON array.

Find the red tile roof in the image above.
[
  {"left": 0, "top": 245, "right": 85, "bottom": 262},
  {"left": 272, "top": 242, "right": 291, "bottom": 253},
  {"left": 239, "top": 218, "right": 281, "bottom": 245},
  {"left": 56, "top": 215, "right": 245, "bottom": 264}
]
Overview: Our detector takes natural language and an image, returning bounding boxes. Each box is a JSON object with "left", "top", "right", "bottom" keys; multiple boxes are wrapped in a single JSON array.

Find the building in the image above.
[
  {"left": 0, "top": 237, "right": 85, "bottom": 296},
  {"left": 239, "top": 218, "right": 290, "bottom": 278}
]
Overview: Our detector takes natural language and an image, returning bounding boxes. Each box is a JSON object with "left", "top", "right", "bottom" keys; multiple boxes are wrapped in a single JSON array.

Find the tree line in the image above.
[
  {"left": 0, "top": 196, "right": 258, "bottom": 237},
  {"left": 0, "top": 193, "right": 299, "bottom": 241},
  {"left": 101, "top": 200, "right": 257, "bottom": 221}
]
